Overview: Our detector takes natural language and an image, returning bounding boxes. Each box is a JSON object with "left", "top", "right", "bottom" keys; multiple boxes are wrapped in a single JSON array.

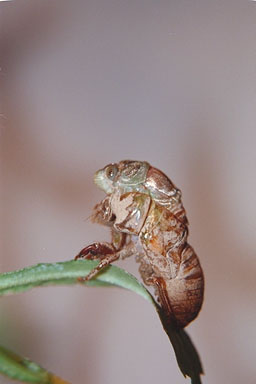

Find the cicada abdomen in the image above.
[{"left": 139, "top": 173, "right": 204, "bottom": 328}]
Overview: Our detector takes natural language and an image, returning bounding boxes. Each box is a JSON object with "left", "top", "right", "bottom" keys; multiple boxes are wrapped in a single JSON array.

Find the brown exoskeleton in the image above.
[{"left": 76, "top": 160, "right": 204, "bottom": 328}]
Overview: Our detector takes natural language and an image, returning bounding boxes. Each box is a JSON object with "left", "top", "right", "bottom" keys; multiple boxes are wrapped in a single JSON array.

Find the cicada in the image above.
[{"left": 76, "top": 160, "right": 204, "bottom": 328}]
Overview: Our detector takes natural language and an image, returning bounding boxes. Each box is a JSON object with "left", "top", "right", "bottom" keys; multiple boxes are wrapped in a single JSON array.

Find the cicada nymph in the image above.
[{"left": 76, "top": 160, "right": 204, "bottom": 328}]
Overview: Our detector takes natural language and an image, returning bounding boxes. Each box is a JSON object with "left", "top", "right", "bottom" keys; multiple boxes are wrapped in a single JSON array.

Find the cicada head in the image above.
[
  {"left": 94, "top": 163, "right": 119, "bottom": 194},
  {"left": 94, "top": 160, "right": 150, "bottom": 194}
]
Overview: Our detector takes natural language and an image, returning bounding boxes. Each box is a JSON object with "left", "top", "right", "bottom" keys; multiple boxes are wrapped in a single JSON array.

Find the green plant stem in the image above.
[{"left": 0, "top": 345, "right": 70, "bottom": 383}]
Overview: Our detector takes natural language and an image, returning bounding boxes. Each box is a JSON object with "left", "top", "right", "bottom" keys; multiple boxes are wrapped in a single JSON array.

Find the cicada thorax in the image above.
[{"left": 139, "top": 201, "right": 204, "bottom": 328}]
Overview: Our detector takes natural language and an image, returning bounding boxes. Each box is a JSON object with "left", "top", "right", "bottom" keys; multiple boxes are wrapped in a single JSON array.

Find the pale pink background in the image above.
[{"left": 1, "top": 1, "right": 256, "bottom": 383}]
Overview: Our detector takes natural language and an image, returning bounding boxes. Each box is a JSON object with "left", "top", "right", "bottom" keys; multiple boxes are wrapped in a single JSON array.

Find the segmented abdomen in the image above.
[
  {"left": 166, "top": 244, "right": 204, "bottom": 327},
  {"left": 139, "top": 201, "right": 204, "bottom": 328}
]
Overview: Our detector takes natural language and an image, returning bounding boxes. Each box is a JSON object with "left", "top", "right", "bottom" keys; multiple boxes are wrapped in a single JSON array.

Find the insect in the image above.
[{"left": 76, "top": 160, "right": 204, "bottom": 328}]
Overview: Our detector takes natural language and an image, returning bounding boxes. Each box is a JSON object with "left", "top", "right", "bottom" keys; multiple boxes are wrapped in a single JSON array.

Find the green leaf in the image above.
[
  {"left": 0, "top": 260, "right": 155, "bottom": 305},
  {"left": 0, "top": 260, "right": 203, "bottom": 383},
  {"left": 0, "top": 345, "right": 70, "bottom": 383}
]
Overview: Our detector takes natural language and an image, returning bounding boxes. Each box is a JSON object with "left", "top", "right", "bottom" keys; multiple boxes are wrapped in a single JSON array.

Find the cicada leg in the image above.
[
  {"left": 75, "top": 242, "right": 116, "bottom": 261},
  {"left": 153, "top": 277, "right": 173, "bottom": 318},
  {"left": 75, "top": 242, "right": 119, "bottom": 282},
  {"left": 138, "top": 258, "right": 176, "bottom": 325},
  {"left": 75, "top": 231, "right": 129, "bottom": 282}
]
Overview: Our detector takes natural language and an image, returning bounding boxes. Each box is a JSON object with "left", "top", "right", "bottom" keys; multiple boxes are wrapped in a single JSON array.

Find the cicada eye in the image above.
[{"left": 105, "top": 164, "right": 118, "bottom": 180}]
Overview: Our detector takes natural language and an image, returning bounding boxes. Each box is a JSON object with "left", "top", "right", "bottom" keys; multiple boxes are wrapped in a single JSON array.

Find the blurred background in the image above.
[{"left": 1, "top": 1, "right": 256, "bottom": 383}]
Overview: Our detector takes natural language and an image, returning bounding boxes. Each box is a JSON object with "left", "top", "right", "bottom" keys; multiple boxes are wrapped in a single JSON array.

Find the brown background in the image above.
[{"left": 1, "top": 1, "right": 256, "bottom": 383}]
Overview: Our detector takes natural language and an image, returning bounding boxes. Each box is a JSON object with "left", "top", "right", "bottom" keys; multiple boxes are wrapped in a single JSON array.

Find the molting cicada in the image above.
[{"left": 76, "top": 160, "right": 204, "bottom": 328}]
